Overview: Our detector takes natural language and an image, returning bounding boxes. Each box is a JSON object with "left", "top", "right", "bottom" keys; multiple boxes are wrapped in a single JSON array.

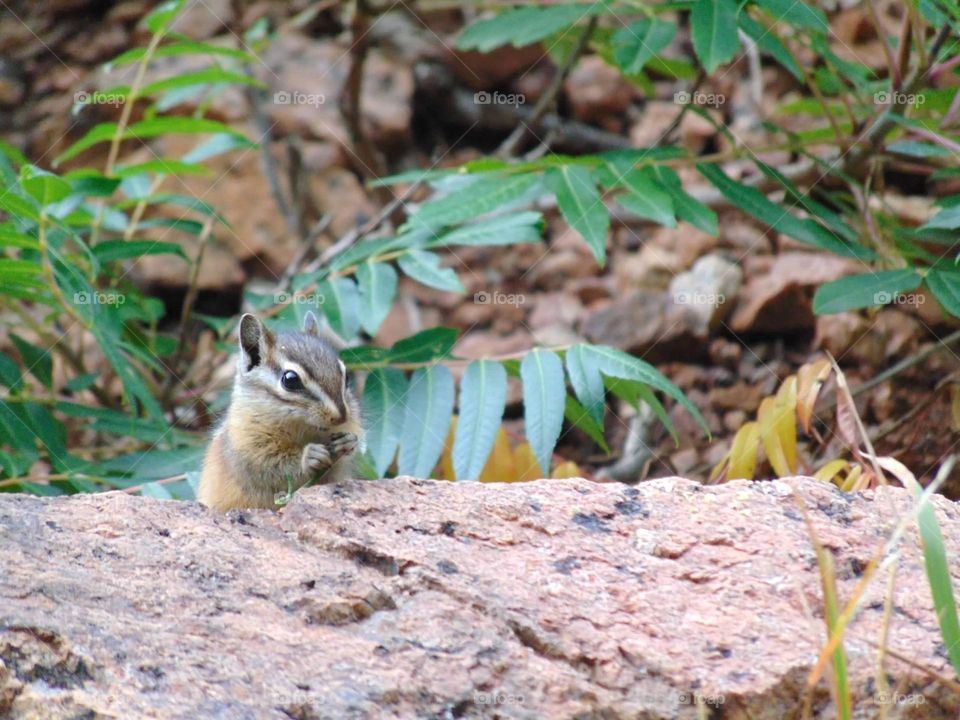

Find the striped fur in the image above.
[{"left": 198, "top": 313, "right": 363, "bottom": 511}]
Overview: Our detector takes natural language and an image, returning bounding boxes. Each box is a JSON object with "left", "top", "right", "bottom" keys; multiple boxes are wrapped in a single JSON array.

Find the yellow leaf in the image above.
[
  {"left": 438, "top": 415, "right": 457, "bottom": 481},
  {"left": 709, "top": 455, "right": 729, "bottom": 483},
  {"left": 727, "top": 421, "right": 760, "bottom": 480},
  {"left": 796, "top": 360, "right": 831, "bottom": 435},
  {"left": 479, "top": 427, "right": 516, "bottom": 482},
  {"left": 840, "top": 465, "right": 862, "bottom": 492},
  {"left": 552, "top": 460, "right": 583, "bottom": 479},
  {"left": 513, "top": 442, "right": 545, "bottom": 482},
  {"left": 814, "top": 459, "right": 849, "bottom": 486},
  {"left": 758, "top": 375, "right": 797, "bottom": 477}
]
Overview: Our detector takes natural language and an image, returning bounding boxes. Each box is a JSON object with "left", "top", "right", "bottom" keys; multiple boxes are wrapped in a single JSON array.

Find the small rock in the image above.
[
  {"left": 582, "top": 290, "right": 710, "bottom": 363},
  {"left": 563, "top": 55, "right": 634, "bottom": 124},
  {"left": 729, "top": 252, "right": 862, "bottom": 334},
  {"left": 668, "top": 253, "right": 743, "bottom": 335}
]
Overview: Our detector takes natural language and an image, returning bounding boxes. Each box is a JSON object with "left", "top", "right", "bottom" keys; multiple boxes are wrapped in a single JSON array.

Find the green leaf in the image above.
[
  {"left": 92, "top": 327, "right": 166, "bottom": 420},
  {"left": 697, "top": 163, "right": 875, "bottom": 259},
  {"left": 0, "top": 351, "right": 23, "bottom": 390},
  {"left": 65, "top": 170, "right": 122, "bottom": 197},
  {"left": 22, "top": 173, "right": 73, "bottom": 206},
  {"left": 612, "top": 18, "right": 677, "bottom": 75},
  {"left": 114, "top": 159, "right": 210, "bottom": 177},
  {"left": 363, "top": 368, "right": 407, "bottom": 476},
  {"left": 521, "top": 349, "right": 566, "bottom": 476},
  {"left": 64, "top": 372, "right": 99, "bottom": 392},
  {"left": 316, "top": 277, "right": 361, "bottom": 340},
  {"left": 912, "top": 482, "right": 960, "bottom": 677},
  {"left": 0, "top": 191, "right": 40, "bottom": 221},
  {"left": 108, "top": 40, "right": 253, "bottom": 69},
  {"left": 56, "top": 119, "right": 248, "bottom": 165},
  {"left": 925, "top": 269, "right": 960, "bottom": 318},
  {"left": 138, "top": 67, "right": 265, "bottom": 99},
  {"left": 546, "top": 166, "right": 610, "bottom": 266},
  {"left": 616, "top": 167, "right": 676, "bottom": 227},
  {"left": 453, "top": 360, "right": 507, "bottom": 479},
  {"left": 691, "top": 0, "right": 740, "bottom": 73},
  {"left": 144, "top": 0, "right": 185, "bottom": 32},
  {"left": 408, "top": 173, "right": 538, "bottom": 229},
  {"left": 356, "top": 261, "right": 398, "bottom": 336},
  {"left": 756, "top": 0, "right": 828, "bottom": 30},
  {"left": 397, "top": 365, "right": 455, "bottom": 478},
  {"left": 426, "top": 211, "right": 544, "bottom": 249},
  {"left": 10, "top": 333, "right": 52, "bottom": 388},
  {"left": 397, "top": 250, "right": 465, "bottom": 293},
  {"left": 651, "top": 166, "right": 717, "bottom": 235},
  {"left": 606, "top": 376, "right": 678, "bottom": 445},
  {"left": 388, "top": 327, "right": 459, "bottom": 364},
  {"left": 812, "top": 269, "right": 922, "bottom": 314},
  {"left": 921, "top": 205, "right": 960, "bottom": 231},
  {"left": 92, "top": 239, "right": 188, "bottom": 263},
  {"left": 457, "top": 3, "right": 608, "bottom": 51},
  {"left": 738, "top": 12, "right": 803, "bottom": 81},
  {"left": 24, "top": 402, "right": 68, "bottom": 469},
  {"left": 182, "top": 133, "right": 257, "bottom": 163},
  {"left": 584, "top": 344, "right": 709, "bottom": 436},
  {"left": 0, "top": 257, "right": 46, "bottom": 289},
  {"left": 0, "top": 400, "right": 40, "bottom": 468},
  {"left": 563, "top": 394, "right": 609, "bottom": 454},
  {"left": 126, "top": 116, "right": 248, "bottom": 142},
  {"left": 565, "top": 344, "right": 605, "bottom": 426},
  {"left": 0, "top": 225, "right": 39, "bottom": 250}
]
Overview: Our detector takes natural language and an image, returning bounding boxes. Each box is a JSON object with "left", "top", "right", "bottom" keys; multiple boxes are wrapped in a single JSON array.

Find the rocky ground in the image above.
[{"left": 1, "top": 477, "right": 958, "bottom": 719}]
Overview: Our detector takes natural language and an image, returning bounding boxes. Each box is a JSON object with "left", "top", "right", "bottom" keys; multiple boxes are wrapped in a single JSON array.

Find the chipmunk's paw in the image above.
[
  {"left": 301, "top": 442, "right": 333, "bottom": 475},
  {"left": 328, "top": 432, "right": 359, "bottom": 459}
]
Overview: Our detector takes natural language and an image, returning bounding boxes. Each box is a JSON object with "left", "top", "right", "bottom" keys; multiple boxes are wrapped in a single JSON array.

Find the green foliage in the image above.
[
  {"left": 453, "top": 360, "right": 508, "bottom": 480},
  {"left": 9, "top": 0, "right": 954, "bottom": 497},
  {"left": 0, "top": 0, "right": 257, "bottom": 496}
]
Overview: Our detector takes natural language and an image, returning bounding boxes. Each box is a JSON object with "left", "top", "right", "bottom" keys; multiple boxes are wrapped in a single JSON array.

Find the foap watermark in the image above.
[
  {"left": 673, "top": 90, "right": 725, "bottom": 108},
  {"left": 475, "top": 691, "right": 524, "bottom": 706},
  {"left": 474, "top": 290, "right": 525, "bottom": 307},
  {"left": 74, "top": 291, "right": 125, "bottom": 306},
  {"left": 875, "top": 90, "right": 925, "bottom": 106},
  {"left": 673, "top": 290, "right": 726, "bottom": 306},
  {"left": 474, "top": 90, "right": 525, "bottom": 107},
  {"left": 679, "top": 691, "right": 725, "bottom": 707},
  {"left": 74, "top": 90, "right": 125, "bottom": 107},
  {"left": 274, "top": 292, "right": 326, "bottom": 306},
  {"left": 875, "top": 691, "right": 925, "bottom": 706},
  {"left": 874, "top": 291, "right": 925, "bottom": 307},
  {"left": 273, "top": 90, "right": 326, "bottom": 108}
]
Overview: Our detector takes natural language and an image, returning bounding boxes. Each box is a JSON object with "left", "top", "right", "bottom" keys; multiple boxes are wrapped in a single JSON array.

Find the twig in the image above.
[
  {"left": 245, "top": 71, "right": 299, "bottom": 238},
  {"left": 843, "top": 25, "right": 952, "bottom": 177},
  {"left": 161, "top": 217, "right": 215, "bottom": 406},
  {"left": 339, "top": 0, "right": 388, "bottom": 192},
  {"left": 299, "top": 179, "right": 425, "bottom": 276},
  {"left": 496, "top": 15, "right": 597, "bottom": 159}
]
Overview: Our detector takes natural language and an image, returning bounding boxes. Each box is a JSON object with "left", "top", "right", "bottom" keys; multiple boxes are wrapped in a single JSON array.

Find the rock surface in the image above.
[{"left": 1, "top": 476, "right": 959, "bottom": 719}]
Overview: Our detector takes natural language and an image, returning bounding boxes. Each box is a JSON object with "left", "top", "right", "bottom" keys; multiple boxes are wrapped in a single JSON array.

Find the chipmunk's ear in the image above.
[
  {"left": 239, "top": 314, "right": 273, "bottom": 372},
  {"left": 304, "top": 311, "right": 347, "bottom": 351},
  {"left": 303, "top": 310, "right": 320, "bottom": 337}
]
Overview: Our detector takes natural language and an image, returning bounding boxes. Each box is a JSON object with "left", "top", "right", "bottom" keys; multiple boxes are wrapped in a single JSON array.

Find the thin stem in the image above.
[{"left": 496, "top": 15, "right": 597, "bottom": 159}]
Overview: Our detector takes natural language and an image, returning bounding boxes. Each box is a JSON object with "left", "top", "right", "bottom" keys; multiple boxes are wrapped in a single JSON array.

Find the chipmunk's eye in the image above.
[{"left": 281, "top": 370, "right": 303, "bottom": 391}]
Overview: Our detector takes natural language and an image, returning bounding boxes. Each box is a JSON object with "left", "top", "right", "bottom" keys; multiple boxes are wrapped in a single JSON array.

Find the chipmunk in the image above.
[{"left": 198, "top": 311, "right": 363, "bottom": 512}]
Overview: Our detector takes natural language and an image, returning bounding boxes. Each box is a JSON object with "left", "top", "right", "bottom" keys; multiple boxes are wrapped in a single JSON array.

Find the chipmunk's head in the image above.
[{"left": 235, "top": 312, "right": 355, "bottom": 432}]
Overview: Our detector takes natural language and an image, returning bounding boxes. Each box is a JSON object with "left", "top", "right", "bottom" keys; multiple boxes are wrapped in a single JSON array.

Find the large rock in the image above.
[{"left": 1, "top": 477, "right": 958, "bottom": 718}]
